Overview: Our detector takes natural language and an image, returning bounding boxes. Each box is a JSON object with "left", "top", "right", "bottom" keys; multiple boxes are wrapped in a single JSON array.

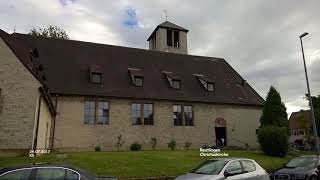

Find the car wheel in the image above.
[{"left": 309, "top": 175, "right": 318, "bottom": 180}]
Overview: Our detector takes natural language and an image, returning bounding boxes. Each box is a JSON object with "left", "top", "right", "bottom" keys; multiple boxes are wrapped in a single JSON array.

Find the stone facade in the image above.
[
  {"left": 54, "top": 96, "right": 262, "bottom": 151},
  {"left": 0, "top": 36, "right": 52, "bottom": 150},
  {"left": 36, "top": 98, "right": 54, "bottom": 149}
]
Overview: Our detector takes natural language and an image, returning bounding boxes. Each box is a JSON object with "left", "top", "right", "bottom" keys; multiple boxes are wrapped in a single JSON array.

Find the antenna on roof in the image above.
[
  {"left": 164, "top": 9, "right": 168, "bottom": 21},
  {"left": 13, "top": 26, "right": 16, "bottom": 33}
]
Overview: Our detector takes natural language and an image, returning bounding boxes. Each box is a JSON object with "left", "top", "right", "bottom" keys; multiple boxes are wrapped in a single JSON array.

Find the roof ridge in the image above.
[{"left": 12, "top": 32, "right": 225, "bottom": 62}]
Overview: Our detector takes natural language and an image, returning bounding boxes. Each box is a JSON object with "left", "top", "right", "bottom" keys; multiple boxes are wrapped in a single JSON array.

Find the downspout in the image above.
[
  {"left": 51, "top": 95, "right": 58, "bottom": 149},
  {"left": 33, "top": 95, "right": 42, "bottom": 150}
]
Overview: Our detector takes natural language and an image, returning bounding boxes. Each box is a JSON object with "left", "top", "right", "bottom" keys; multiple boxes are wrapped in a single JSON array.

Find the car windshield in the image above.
[
  {"left": 286, "top": 157, "right": 318, "bottom": 168},
  {"left": 190, "top": 160, "right": 227, "bottom": 175}
]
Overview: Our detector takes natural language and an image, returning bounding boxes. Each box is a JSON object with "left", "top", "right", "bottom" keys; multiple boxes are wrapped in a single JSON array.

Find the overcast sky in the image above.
[{"left": 1, "top": 0, "right": 319, "bottom": 116}]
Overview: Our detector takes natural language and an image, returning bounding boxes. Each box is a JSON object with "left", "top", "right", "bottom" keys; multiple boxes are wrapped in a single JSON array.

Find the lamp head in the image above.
[{"left": 299, "top": 32, "right": 309, "bottom": 38}]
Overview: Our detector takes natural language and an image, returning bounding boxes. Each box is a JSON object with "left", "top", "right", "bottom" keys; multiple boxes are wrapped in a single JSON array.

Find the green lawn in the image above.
[{"left": 0, "top": 150, "right": 312, "bottom": 179}]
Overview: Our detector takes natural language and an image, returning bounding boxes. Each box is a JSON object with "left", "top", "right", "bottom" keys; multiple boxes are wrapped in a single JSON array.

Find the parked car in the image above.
[
  {"left": 175, "top": 157, "right": 270, "bottom": 180},
  {"left": 0, "top": 163, "right": 118, "bottom": 180},
  {"left": 270, "top": 155, "right": 319, "bottom": 180}
]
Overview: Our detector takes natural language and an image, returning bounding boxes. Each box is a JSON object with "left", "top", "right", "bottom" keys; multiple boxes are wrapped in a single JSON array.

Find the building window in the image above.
[
  {"left": 97, "top": 101, "right": 109, "bottom": 125},
  {"left": 172, "top": 80, "right": 181, "bottom": 89},
  {"left": 84, "top": 100, "right": 109, "bottom": 125},
  {"left": 167, "top": 29, "right": 173, "bottom": 46},
  {"left": 134, "top": 77, "right": 143, "bottom": 87},
  {"left": 128, "top": 68, "right": 144, "bottom": 87},
  {"left": 207, "top": 83, "right": 214, "bottom": 92},
  {"left": 173, "top": 31, "right": 179, "bottom": 47},
  {"left": 132, "top": 103, "right": 142, "bottom": 125},
  {"left": 84, "top": 101, "right": 96, "bottom": 124},
  {"left": 184, "top": 105, "right": 193, "bottom": 126},
  {"left": 91, "top": 73, "right": 102, "bottom": 84},
  {"left": 163, "top": 71, "right": 181, "bottom": 89},
  {"left": 132, "top": 103, "right": 154, "bottom": 125},
  {"left": 194, "top": 75, "right": 215, "bottom": 92},
  {"left": 144, "top": 103, "right": 154, "bottom": 125},
  {"left": 173, "top": 105, "right": 193, "bottom": 126},
  {"left": 173, "top": 105, "right": 183, "bottom": 126}
]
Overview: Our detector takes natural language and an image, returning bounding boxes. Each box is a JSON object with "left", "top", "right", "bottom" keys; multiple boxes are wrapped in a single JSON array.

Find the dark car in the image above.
[
  {"left": 270, "top": 155, "right": 319, "bottom": 180},
  {"left": 0, "top": 163, "right": 117, "bottom": 180}
]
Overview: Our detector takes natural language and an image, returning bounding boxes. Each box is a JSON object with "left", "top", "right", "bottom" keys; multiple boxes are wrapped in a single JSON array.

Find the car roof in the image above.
[
  {"left": 298, "top": 155, "right": 320, "bottom": 158},
  {"left": 208, "top": 157, "right": 255, "bottom": 162},
  {"left": 0, "top": 163, "right": 96, "bottom": 177}
]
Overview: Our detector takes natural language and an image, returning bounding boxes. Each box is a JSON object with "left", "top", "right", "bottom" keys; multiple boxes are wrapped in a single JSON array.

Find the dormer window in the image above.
[
  {"left": 163, "top": 71, "right": 181, "bottom": 89},
  {"left": 128, "top": 68, "right": 144, "bottom": 87},
  {"left": 194, "top": 74, "right": 215, "bottom": 92},
  {"left": 91, "top": 73, "right": 102, "bottom": 83},
  {"left": 172, "top": 80, "right": 181, "bottom": 89},
  {"left": 89, "top": 65, "right": 103, "bottom": 84},
  {"left": 207, "top": 83, "right": 214, "bottom": 92},
  {"left": 134, "top": 76, "right": 143, "bottom": 87}
]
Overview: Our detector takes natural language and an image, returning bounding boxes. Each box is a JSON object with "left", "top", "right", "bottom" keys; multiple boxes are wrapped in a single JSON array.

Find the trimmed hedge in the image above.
[{"left": 258, "top": 125, "right": 289, "bottom": 157}]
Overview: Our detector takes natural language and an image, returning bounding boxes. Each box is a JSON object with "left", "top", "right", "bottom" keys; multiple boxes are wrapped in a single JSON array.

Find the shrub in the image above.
[
  {"left": 130, "top": 142, "right": 142, "bottom": 151},
  {"left": 94, "top": 145, "right": 101, "bottom": 152},
  {"left": 258, "top": 125, "right": 289, "bottom": 157},
  {"left": 184, "top": 141, "right": 192, "bottom": 150},
  {"left": 150, "top": 137, "right": 157, "bottom": 150},
  {"left": 115, "top": 134, "right": 125, "bottom": 151},
  {"left": 202, "top": 144, "right": 209, "bottom": 149},
  {"left": 168, "top": 140, "right": 176, "bottom": 150}
]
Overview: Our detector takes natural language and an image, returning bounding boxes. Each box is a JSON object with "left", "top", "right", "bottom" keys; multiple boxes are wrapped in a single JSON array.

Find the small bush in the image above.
[
  {"left": 115, "top": 134, "right": 125, "bottom": 151},
  {"left": 130, "top": 142, "right": 142, "bottom": 151},
  {"left": 202, "top": 144, "right": 209, "bottom": 149},
  {"left": 150, "top": 137, "right": 157, "bottom": 150},
  {"left": 94, "top": 145, "right": 101, "bottom": 152},
  {"left": 184, "top": 141, "right": 192, "bottom": 150},
  {"left": 258, "top": 125, "right": 289, "bottom": 157},
  {"left": 168, "top": 140, "right": 176, "bottom": 150}
]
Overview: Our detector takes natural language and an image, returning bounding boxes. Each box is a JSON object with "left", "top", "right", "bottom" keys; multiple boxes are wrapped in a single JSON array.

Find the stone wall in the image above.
[
  {"left": 54, "top": 96, "right": 262, "bottom": 151},
  {"left": 0, "top": 36, "right": 41, "bottom": 149}
]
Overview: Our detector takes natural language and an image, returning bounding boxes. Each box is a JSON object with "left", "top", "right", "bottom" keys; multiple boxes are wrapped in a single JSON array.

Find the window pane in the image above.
[
  {"left": 132, "top": 103, "right": 142, "bottom": 125},
  {"left": 65, "top": 170, "right": 79, "bottom": 180},
  {"left": 241, "top": 161, "right": 256, "bottom": 172},
  {"left": 91, "top": 73, "right": 101, "bottom": 83},
  {"left": 90, "top": 101, "right": 95, "bottom": 108},
  {"left": 134, "top": 77, "right": 143, "bottom": 86},
  {"left": 172, "top": 80, "right": 180, "bottom": 89},
  {"left": 84, "top": 101, "right": 90, "bottom": 108},
  {"left": 173, "top": 105, "right": 183, "bottom": 126},
  {"left": 35, "top": 168, "right": 65, "bottom": 180},
  {"left": 144, "top": 104, "right": 153, "bottom": 125},
  {"left": 208, "top": 83, "right": 214, "bottom": 91},
  {"left": 88, "top": 117, "right": 95, "bottom": 124},
  {"left": 226, "top": 161, "right": 242, "bottom": 174},
  {"left": 84, "top": 101, "right": 95, "bottom": 125},
  {"left": 167, "top": 29, "right": 172, "bottom": 46},
  {"left": 184, "top": 106, "right": 193, "bottom": 126},
  {"left": 0, "top": 169, "right": 32, "bottom": 180}
]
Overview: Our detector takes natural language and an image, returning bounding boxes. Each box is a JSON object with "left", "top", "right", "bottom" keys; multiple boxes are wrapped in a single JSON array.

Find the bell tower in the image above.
[{"left": 147, "top": 21, "right": 188, "bottom": 54}]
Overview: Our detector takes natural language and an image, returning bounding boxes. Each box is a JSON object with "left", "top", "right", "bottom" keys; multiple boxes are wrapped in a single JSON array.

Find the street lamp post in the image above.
[{"left": 299, "top": 32, "right": 319, "bottom": 156}]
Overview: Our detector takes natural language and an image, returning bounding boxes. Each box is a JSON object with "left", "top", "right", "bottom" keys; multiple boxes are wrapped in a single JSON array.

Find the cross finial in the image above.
[
  {"left": 164, "top": 9, "right": 168, "bottom": 21},
  {"left": 13, "top": 26, "right": 16, "bottom": 33}
]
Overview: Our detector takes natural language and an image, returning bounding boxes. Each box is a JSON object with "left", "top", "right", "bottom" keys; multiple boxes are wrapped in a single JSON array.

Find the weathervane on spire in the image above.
[{"left": 164, "top": 9, "right": 168, "bottom": 21}]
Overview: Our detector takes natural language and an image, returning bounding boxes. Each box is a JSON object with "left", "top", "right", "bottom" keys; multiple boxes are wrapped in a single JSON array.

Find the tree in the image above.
[
  {"left": 310, "top": 95, "right": 320, "bottom": 135},
  {"left": 260, "top": 86, "right": 288, "bottom": 129},
  {"left": 29, "top": 25, "right": 69, "bottom": 40}
]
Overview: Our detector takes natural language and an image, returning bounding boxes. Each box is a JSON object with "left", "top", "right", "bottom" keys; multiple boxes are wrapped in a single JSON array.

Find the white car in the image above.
[{"left": 175, "top": 158, "right": 270, "bottom": 180}]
